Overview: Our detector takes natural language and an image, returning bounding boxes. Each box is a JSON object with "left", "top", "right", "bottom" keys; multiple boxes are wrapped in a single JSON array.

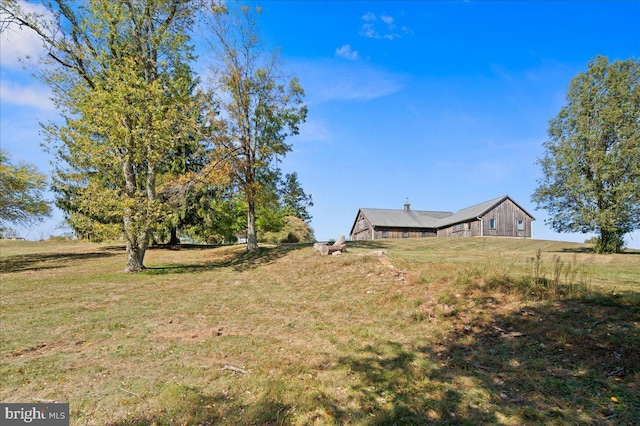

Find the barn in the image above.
[{"left": 350, "top": 195, "right": 534, "bottom": 240}]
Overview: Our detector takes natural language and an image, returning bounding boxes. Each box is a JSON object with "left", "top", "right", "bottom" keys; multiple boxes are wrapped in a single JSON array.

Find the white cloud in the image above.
[
  {"left": 380, "top": 15, "right": 395, "bottom": 28},
  {"left": 0, "top": 1, "right": 52, "bottom": 70},
  {"left": 288, "top": 58, "right": 404, "bottom": 104},
  {"left": 359, "top": 12, "right": 409, "bottom": 40},
  {"left": 0, "top": 79, "right": 54, "bottom": 111},
  {"left": 359, "top": 23, "right": 377, "bottom": 39},
  {"left": 335, "top": 44, "right": 359, "bottom": 61},
  {"left": 361, "top": 12, "right": 377, "bottom": 22},
  {"left": 0, "top": 26, "right": 45, "bottom": 70}
]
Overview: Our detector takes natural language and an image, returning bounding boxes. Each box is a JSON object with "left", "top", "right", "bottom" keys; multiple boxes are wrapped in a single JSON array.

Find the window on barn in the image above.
[
  {"left": 402, "top": 231, "right": 409, "bottom": 238},
  {"left": 489, "top": 219, "right": 496, "bottom": 229},
  {"left": 517, "top": 219, "right": 524, "bottom": 231},
  {"left": 381, "top": 230, "right": 388, "bottom": 238}
]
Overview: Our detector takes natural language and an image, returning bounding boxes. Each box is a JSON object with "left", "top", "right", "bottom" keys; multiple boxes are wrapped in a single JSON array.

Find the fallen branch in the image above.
[
  {"left": 222, "top": 364, "right": 249, "bottom": 374},
  {"left": 607, "top": 366, "right": 625, "bottom": 377},
  {"left": 501, "top": 331, "right": 525, "bottom": 339},
  {"left": 466, "top": 360, "right": 495, "bottom": 375},
  {"left": 118, "top": 387, "right": 148, "bottom": 405}
]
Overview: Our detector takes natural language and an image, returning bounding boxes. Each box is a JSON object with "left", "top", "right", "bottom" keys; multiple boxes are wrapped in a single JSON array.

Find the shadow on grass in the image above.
[
  {"left": 105, "top": 387, "right": 227, "bottom": 426},
  {"left": 556, "top": 246, "right": 596, "bottom": 254},
  {"left": 100, "top": 290, "right": 639, "bottom": 425},
  {"left": 348, "top": 240, "right": 396, "bottom": 250},
  {"left": 331, "top": 294, "right": 639, "bottom": 424},
  {"left": 105, "top": 385, "right": 292, "bottom": 426},
  {"left": 327, "top": 341, "right": 494, "bottom": 425},
  {"left": 145, "top": 243, "right": 312, "bottom": 275},
  {"left": 0, "top": 251, "right": 118, "bottom": 273},
  {"left": 555, "top": 246, "right": 640, "bottom": 255},
  {"left": 150, "top": 243, "right": 229, "bottom": 251}
]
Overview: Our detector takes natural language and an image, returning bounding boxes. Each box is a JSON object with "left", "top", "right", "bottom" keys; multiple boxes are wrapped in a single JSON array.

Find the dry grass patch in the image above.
[{"left": 1, "top": 238, "right": 639, "bottom": 424}]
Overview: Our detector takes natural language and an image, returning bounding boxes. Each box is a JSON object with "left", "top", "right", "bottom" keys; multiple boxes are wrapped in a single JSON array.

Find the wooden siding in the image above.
[
  {"left": 374, "top": 227, "right": 437, "bottom": 239},
  {"left": 479, "top": 198, "right": 532, "bottom": 238},
  {"left": 437, "top": 220, "right": 480, "bottom": 238},
  {"left": 351, "top": 211, "right": 374, "bottom": 240}
]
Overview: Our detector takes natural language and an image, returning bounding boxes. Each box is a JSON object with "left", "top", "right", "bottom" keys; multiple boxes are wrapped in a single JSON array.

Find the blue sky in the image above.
[{"left": 1, "top": 1, "right": 639, "bottom": 247}]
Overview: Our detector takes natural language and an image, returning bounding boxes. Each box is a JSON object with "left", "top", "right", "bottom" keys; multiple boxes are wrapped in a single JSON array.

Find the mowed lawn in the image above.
[{"left": 1, "top": 237, "right": 639, "bottom": 425}]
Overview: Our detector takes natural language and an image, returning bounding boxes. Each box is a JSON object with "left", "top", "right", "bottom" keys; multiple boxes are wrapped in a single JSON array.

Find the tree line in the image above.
[{"left": 1, "top": 0, "right": 311, "bottom": 271}]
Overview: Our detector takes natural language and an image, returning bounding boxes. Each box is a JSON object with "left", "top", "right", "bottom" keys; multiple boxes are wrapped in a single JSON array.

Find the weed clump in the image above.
[{"left": 451, "top": 248, "right": 592, "bottom": 301}]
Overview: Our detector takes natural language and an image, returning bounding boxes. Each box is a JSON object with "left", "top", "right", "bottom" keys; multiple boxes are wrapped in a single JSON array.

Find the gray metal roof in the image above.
[
  {"left": 359, "top": 208, "right": 453, "bottom": 228},
  {"left": 434, "top": 195, "right": 507, "bottom": 227}
]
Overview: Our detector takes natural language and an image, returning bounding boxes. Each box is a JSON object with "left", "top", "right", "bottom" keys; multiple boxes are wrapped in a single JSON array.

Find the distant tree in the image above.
[
  {"left": 205, "top": 3, "right": 307, "bottom": 251},
  {"left": 532, "top": 56, "right": 640, "bottom": 253},
  {"left": 280, "top": 172, "right": 313, "bottom": 223},
  {"left": 1, "top": 0, "right": 204, "bottom": 271},
  {"left": 0, "top": 150, "right": 51, "bottom": 228}
]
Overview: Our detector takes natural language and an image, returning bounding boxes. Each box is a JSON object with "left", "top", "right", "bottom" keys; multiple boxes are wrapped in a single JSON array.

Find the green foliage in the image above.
[
  {"left": 259, "top": 215, "right": 315, "bottom": 243},
  {"left": 0, "top": 150, "right": 51, "bottom": 227},
  {"left": 154, "top": 90, "right": 221, "bottom": 245},
  {"left": 3, "top": 1, "right": 205, "bottom": 269},
  {"left": 533, "top": 56, "right": 640, "bottom": 253},
  {"left": 280, "top": 172, "right": 313, "bottom": 222},
  {"left": 3, "top": 2, "right": 313, "bottom": 252},
  {"left": 177, "top": 187, "right": 246, "bottom": 244},
  {"left": 206, "top": 4, "right": 307, "bottom": 251},
  {"left": 593, "top": 232, "right": 626, "bottom": 254}
]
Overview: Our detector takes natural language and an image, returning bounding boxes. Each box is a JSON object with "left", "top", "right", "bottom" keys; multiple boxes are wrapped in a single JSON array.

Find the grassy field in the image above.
[{"left": 1, "top": 237, "right": 639, "bottom": 425}]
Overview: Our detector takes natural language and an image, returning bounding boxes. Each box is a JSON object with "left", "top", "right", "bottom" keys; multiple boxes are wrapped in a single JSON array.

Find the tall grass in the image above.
[{"left": 453, "top": 247, "right": 592, "bottom": 300}]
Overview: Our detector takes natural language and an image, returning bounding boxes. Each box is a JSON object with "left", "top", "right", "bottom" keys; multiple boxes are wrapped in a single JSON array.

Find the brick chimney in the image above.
[{"left": 404, "top": 199, "right": 410, "bottom": 211}]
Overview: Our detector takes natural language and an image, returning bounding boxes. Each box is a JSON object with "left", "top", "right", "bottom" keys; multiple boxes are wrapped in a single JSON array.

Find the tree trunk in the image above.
[
  {"left": 123, "top": 209, "right": 147, "bottom": 272},
  {"left": 122, "top": 156, "right": 148, "bottom": 272},
  {"left": 246, "top": 198, "right": 258, "bottom": 252},
  {"left": 597, "top": 228, "right": 624, "bottom": 254},
  {"left": 169, "top": 226, "right": 180, "bottom": 245},
  {"left": 125, "top": 240, "right": 147, "bottom": 272}
]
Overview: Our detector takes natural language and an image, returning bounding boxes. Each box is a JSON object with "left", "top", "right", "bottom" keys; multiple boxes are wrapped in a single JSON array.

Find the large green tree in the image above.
[
  {"left": 205, "top": 3, "right": 307, "bottom": 251},
  {"left": 1, "top": 0, "right": 203, "bottom": 270},
  {"left": 0, "top": 150, "right": 51, "bottom": 230},
  {"left": 532, "top": 56, "right": 640, "bottom": 253}
]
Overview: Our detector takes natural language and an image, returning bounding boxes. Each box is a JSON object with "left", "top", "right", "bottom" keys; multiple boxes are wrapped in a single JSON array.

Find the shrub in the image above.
[{"left": 259, "top": 216, "right": 315, "bottom": 243}]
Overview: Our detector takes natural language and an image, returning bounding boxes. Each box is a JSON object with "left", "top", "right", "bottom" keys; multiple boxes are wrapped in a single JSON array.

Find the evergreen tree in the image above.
[{"left": 280, "top": 172, "right": 313, "bottom": 223}]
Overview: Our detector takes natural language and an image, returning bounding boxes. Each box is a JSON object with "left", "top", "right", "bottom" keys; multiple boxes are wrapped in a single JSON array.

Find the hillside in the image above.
[{"left": 1, "top": 238, "right": 639, "bottom": 425}]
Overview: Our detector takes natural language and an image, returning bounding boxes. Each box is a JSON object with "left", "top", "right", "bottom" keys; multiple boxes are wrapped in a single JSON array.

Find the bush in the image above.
[
  {"left": 259, "top": 216, "right": 315, "bottom": 244},
  {"left": 47, "top": 233, "right": 75, "bottom": 242}
]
